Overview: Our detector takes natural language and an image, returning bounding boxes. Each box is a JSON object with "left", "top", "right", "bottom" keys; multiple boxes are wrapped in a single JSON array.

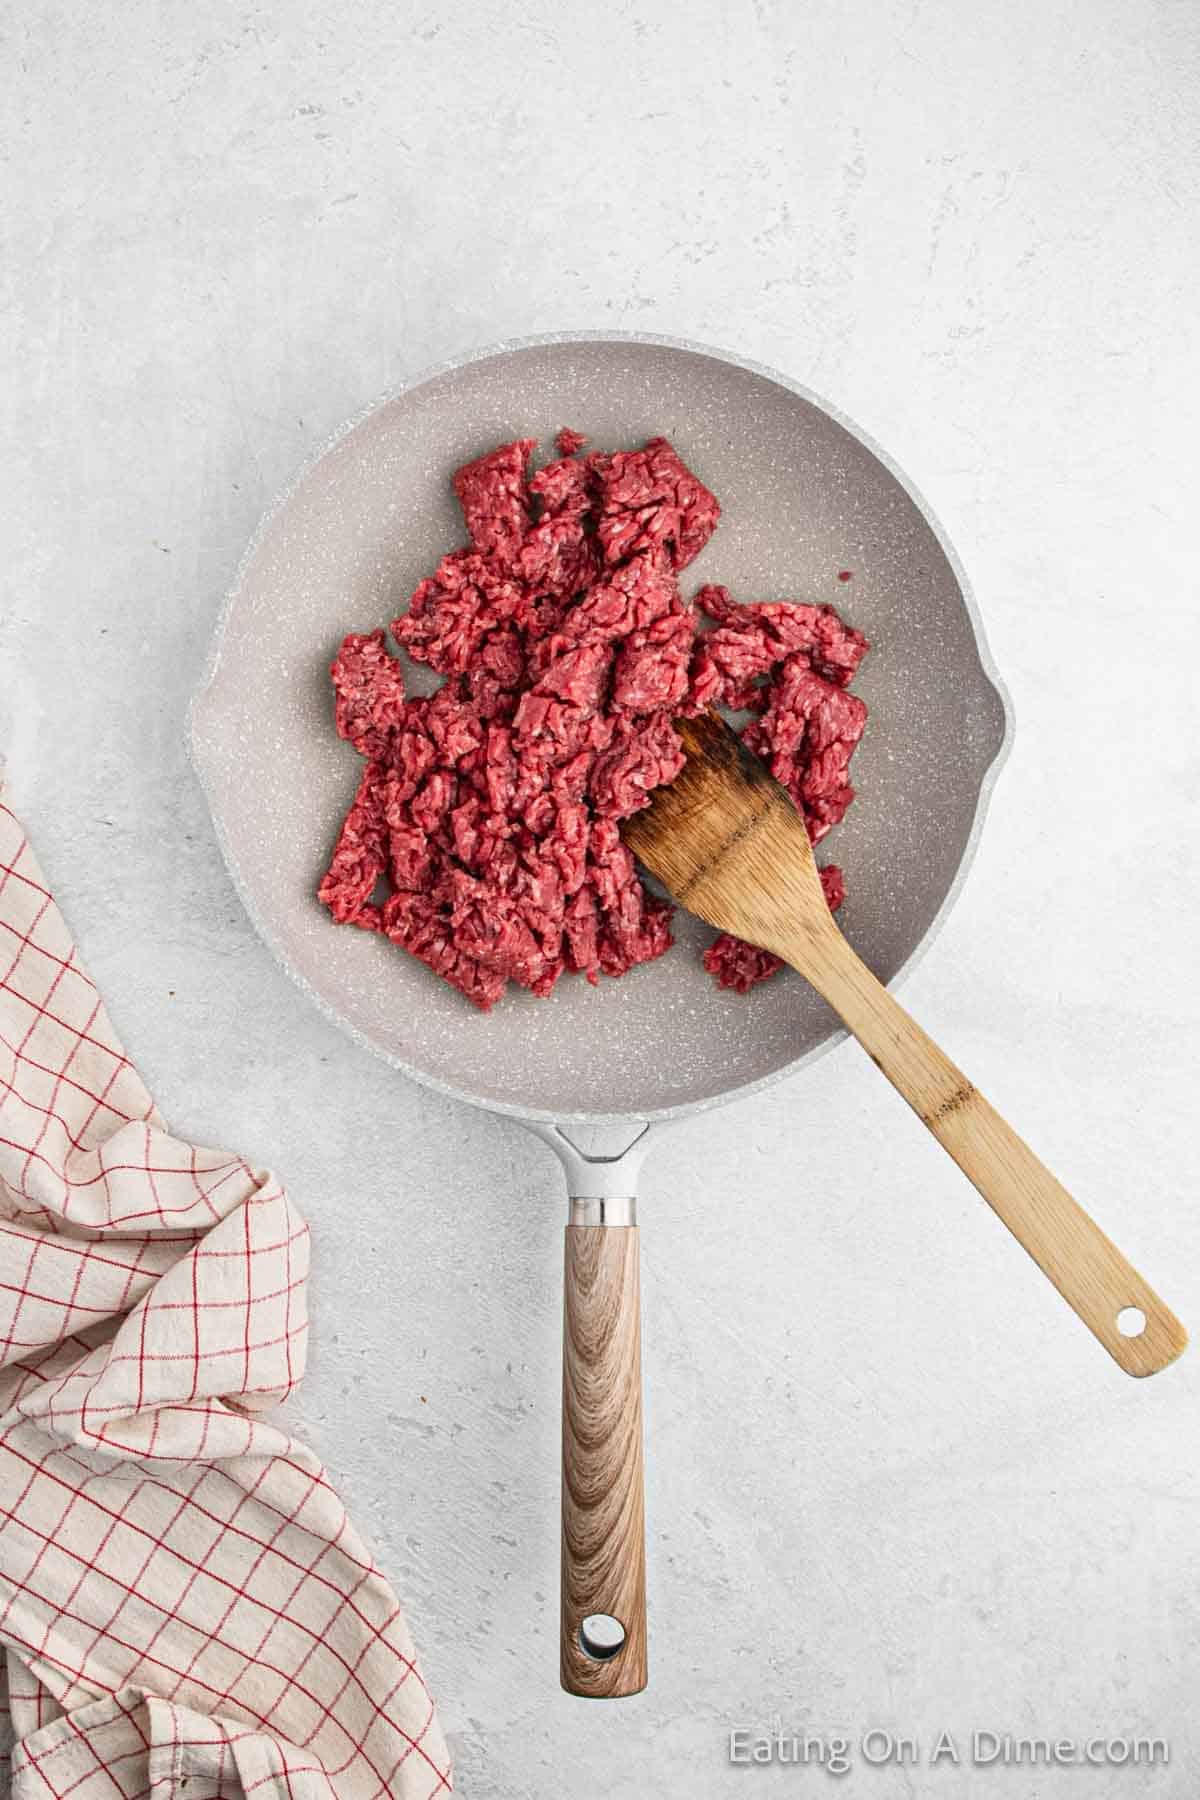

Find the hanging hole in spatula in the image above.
[
  {"left": 1117, "top": 1307, "right": 1147, "bottom": 1338},
  {"left": 579, "top": 1614, "right": 626, "bottom": 1661}
]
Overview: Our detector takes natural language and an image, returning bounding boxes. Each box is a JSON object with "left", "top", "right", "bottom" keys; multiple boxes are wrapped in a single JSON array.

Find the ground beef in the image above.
[{"left": 318, "top": 435, "right": 869, "bottom": 1009}]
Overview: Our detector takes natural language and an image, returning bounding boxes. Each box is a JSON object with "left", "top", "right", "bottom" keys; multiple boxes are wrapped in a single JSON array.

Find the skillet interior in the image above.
[{"left": 191, "top": 336, "right": 1009, "bottom": 1120}]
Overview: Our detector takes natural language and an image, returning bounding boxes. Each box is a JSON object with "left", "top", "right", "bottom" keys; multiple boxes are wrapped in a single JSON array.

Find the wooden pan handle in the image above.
[
  {"left": 561, "top": 1223, "right": 648, "bottom": 1696},
  {"left": 800, "top": 932, "right": 1186, "bottom": 1377}
]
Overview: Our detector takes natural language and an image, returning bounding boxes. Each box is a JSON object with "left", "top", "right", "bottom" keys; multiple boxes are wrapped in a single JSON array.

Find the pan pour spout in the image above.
[{"left": 623, "top": 710, "right": 1187, "bottom": 1381}]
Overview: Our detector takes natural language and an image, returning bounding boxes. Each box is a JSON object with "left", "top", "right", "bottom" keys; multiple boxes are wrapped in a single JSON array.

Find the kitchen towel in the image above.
[{"left": 0, "top": 800, "right": 451, "bottom": 1800}]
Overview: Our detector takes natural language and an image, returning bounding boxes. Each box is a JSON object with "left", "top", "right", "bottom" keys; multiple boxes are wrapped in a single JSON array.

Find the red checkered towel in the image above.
[{"left": 0, "top": 803, "right": 451, "bottom": 1799}]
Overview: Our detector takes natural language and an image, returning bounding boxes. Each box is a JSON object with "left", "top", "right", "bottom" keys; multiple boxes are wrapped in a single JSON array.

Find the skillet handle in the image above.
[{"left": 561, "top": 1208, "right": 648, "bottom": 1696}]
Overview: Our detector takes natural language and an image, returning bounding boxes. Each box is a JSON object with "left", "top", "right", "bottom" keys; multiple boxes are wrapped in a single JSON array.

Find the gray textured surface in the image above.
[
  {"left": 191, "top": 334, "right": 1006, "bottom": 1119},
  {"left": 3, "top": 3, "right": 1199, "bottom": 1798}
]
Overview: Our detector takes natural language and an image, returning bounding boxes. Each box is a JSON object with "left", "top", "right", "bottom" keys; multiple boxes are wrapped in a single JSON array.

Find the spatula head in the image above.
[{"left": 621, "top": 711, "right": 832, "bottom": 964}]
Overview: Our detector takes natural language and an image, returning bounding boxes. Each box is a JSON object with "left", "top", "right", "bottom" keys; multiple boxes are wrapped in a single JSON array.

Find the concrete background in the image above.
[{"left": 3, "top": 1, "right": 1199, "bottom": 1795}]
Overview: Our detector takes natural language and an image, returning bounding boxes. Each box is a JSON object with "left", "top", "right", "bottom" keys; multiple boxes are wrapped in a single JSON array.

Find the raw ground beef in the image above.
[{"left": 318, "top": 434, "right": 869, "bottom": 1009}]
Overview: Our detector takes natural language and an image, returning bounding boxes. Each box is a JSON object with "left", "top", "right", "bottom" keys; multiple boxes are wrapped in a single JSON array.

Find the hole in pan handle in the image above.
[{"left": 579, "top": 1614, "right": 627, "bottom": 1662}]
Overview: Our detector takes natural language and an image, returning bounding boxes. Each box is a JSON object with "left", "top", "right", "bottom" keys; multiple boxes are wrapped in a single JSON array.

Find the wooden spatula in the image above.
[{"left": 623, "top": 710, "right": 1185, "bottom": 1377}]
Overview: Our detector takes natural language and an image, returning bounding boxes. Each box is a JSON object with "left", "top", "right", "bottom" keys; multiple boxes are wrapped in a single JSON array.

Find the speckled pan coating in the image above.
[{"left": 190, "top": 333, "right": 1011, "bottom": 1123}]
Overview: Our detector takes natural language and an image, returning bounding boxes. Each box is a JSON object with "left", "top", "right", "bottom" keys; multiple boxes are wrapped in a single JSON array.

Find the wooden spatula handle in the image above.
[
  {"left": 561, "top": 1224, "right": 648, "bottom": 1696},
  {"left": 803, "top": 932, "right": 1186, "bottom": 1377}
]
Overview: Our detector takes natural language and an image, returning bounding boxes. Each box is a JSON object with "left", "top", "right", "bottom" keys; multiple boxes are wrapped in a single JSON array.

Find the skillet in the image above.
[{"left": 191, "top": 332, "right": 1012, "bottom": 1695}]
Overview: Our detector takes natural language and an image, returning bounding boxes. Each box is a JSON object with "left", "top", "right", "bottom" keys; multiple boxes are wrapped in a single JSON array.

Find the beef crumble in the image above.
[{"left": 318, "top": 435, "right": 869, "bottom": 1009}]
